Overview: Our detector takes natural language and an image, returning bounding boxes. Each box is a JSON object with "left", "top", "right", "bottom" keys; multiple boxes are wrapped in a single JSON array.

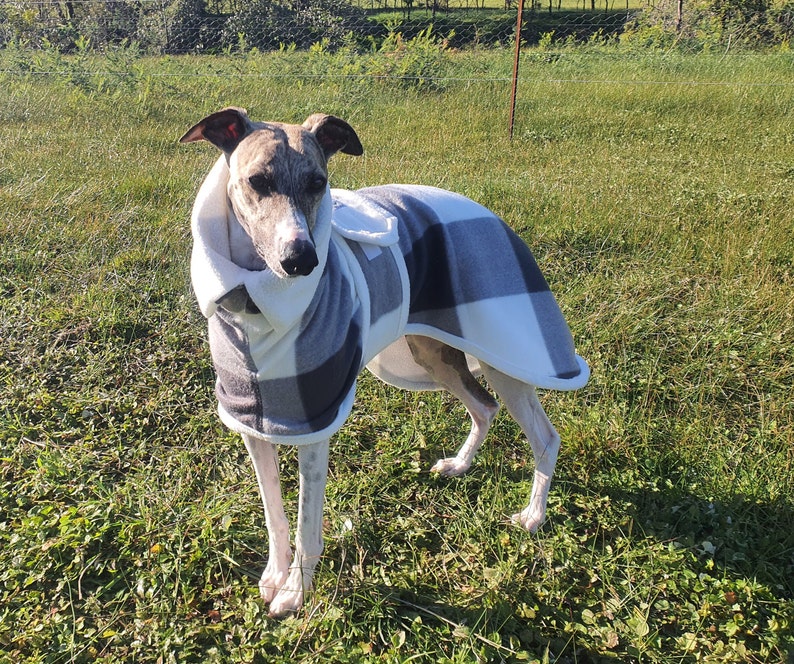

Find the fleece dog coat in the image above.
[{"left": 191, "top": 157, "right": 589, "bottom": 445}]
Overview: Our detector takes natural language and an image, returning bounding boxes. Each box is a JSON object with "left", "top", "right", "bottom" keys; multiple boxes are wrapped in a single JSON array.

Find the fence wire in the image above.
[{"left": 1, "top": 0, "right": 792, "bottom": 55}]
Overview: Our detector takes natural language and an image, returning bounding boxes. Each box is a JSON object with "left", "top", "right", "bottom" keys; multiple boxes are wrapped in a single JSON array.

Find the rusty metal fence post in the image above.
[{"left": 509, "top": 0, "right": 525, "bottom": 139}]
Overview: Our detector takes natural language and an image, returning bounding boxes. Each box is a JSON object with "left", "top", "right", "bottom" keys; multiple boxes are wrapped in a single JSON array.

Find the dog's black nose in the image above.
[{"left": 280, "top": 239, "right": 318, "bottom": 276}]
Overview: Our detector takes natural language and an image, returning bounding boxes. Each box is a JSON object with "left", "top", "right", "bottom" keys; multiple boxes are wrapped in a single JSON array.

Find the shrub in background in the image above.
[
  {"left": 137, "top": 0, "right": 222, "bottom": 53},
  {"left": 306, "top": 26, "right": 454, "bottom": 90},
  {"left": 622, "top": 0, "right": 794, "bottom": 50},
  {"left": 223, "top": 0, "right": 368, "bottom": 51}
]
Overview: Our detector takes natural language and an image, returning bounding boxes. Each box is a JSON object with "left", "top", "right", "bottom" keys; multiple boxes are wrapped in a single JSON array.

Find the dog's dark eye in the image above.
[
  {"left": 248, "top": 173, "right": 274, "bottom": 195},
  {"left": 306, "top": 174, "right": 327, "bottom": 194}
]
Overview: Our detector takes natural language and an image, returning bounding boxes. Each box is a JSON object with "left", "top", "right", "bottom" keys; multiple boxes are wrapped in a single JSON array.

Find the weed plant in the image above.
[{"left": 0, "top": 44, "right": 793, "bottom": 663}]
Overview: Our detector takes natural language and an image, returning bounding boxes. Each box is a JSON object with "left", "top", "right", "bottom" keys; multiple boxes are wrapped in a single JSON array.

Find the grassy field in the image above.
[{"left": 1, "top": 45, "right": 793, "bottom": 663}]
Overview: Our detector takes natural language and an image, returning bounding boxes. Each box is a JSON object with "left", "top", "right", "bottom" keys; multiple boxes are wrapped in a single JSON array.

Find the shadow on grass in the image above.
[{"left": 601, "top": 481, "right": 794, "bottom": 599}]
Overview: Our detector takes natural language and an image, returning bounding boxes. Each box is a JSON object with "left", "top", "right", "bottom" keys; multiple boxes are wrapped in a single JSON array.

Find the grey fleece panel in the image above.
[
  {"left": 344, "top": 239, "right": 403, "bottom": 327},
  {"left": 208, "top": 310, "right": 264, "bottom": 434}
]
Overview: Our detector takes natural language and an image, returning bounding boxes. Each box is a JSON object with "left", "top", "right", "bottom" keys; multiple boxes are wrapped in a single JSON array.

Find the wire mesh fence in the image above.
[{"left": 1, "top": 0, "right": 791, "bottom": 55}]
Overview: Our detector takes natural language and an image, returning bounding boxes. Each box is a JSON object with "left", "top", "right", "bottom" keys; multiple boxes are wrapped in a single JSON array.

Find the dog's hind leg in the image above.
[
  {"left": 268, "top": 439, "right": 329, "bottom": 617},
  {"left": 480, "top": 366, "right": 561, "bottom": 532},
  {"left": 406, "top": 335, "right": 500, "bottom": 477},
  {"left": 243, "top": 434, "right": 293, "bottom": 604}
]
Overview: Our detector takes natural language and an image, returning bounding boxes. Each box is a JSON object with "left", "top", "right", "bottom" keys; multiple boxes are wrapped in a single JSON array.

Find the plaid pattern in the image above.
[
  {"left": 362, "top": 186, "right": 587, "bottom": 388},
  {"left": 208, "top": 233, "right": 403, "bottom": 443},
  {"left": 191, "top": 165, "right": 588, "bottom": 446}
]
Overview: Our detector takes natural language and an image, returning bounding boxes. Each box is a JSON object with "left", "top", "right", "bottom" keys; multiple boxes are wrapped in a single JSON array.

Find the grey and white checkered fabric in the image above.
[{"left": 190, "top": 160, "right": 589, "bottom": 446}]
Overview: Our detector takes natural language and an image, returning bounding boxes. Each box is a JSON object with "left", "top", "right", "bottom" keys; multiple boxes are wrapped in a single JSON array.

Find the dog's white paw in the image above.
[
  {"left": 267, "top": 567, "right": 310, "bottom": 618},
  {"left": 259, "top": 560, "right": 290, "bottom": 604},
  {"left": 511, "top": 506, "right": 544, "bottom": 533},
  {"left": 513, "top": 470, "right": 551, "bottom": 532},
  {"left": 268, "top": 587, "right": 304, "bottom": 618},
  {"left": 431, "top": 456, "right": 471, "bottom": 477}
]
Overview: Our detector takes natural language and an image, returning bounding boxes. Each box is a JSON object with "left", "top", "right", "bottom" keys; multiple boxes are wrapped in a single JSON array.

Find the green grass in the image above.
[{"left": 1, "top": 46, "right": 793, "bottom": 662}]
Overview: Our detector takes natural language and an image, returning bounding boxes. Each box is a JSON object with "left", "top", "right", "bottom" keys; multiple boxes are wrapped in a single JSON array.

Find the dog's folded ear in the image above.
[
  {"left": 303, "top": 114, "right": 364, "bottom": 159},
  {"left": 180, "top": 107, "right": 254, "bottom": 155}
]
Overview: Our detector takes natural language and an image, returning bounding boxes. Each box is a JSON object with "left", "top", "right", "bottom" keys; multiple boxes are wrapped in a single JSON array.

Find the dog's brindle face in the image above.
[
  {"left": 228, "top": 124, "right": 328, "bottom": 276},
  {"left": 181, "top": 108, "right": 363, "bottom": 278}
]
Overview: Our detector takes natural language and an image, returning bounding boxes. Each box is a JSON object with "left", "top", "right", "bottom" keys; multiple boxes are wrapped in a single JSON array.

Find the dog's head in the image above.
[{"left": 181, "top": 107, "right": 363, "bottom": 277}]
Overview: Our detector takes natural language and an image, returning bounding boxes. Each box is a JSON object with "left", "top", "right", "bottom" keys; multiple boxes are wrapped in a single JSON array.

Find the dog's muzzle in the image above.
[{"left": 280, "top": 239, "right": 319, "bottom": 276}]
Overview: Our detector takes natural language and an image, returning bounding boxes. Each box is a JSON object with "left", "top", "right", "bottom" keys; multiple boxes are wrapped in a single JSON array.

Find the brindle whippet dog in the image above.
[{"left": 181, "top": 108, "right": 586, "bottom": 617}]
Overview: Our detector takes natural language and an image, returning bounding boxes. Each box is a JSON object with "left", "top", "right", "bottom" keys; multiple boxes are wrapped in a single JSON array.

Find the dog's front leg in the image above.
[
  {"left": 268, "top": 439, "right": 330, "bottom": 617},
  {"left": 243, "top": 435, "right": 293, "bottom": 603}
]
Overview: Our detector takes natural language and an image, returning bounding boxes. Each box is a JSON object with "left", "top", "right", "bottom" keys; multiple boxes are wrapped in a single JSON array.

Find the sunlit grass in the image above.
[{"left": 1, "top": 46, "right": 792, "bottom": 662}]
